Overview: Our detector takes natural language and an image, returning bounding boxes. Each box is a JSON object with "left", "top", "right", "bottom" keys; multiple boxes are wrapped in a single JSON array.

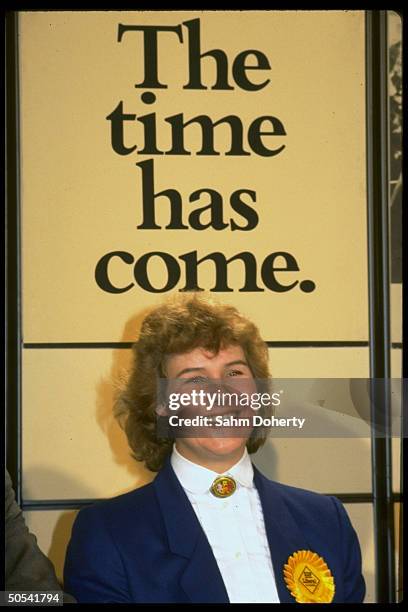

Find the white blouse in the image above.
[{"left": 170, "top": 444, "right": 280, "bottom": 603}]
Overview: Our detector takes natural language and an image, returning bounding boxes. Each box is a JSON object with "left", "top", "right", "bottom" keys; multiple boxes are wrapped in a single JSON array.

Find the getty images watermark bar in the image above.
[{"left": 155, "top": 378, "right": 406, "bottom": 438}]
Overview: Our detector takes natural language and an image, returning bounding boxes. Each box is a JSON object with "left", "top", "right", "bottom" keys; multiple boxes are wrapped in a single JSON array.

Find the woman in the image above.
[{"left": 64, "top": 293, "right": 365, "bottom": 603}]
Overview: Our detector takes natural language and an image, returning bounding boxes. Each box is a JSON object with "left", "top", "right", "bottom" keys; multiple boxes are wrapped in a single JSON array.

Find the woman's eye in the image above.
[
  {"left": 227, "top": 370, "right": 243, "bottom": 377},
  {"left": 183, "top": 375, "right": 208, "bottom": 384}
]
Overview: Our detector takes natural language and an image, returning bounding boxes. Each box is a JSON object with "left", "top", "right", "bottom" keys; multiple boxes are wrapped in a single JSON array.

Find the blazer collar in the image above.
[{"left": 154, "top": 454, "right": 310, "bottom": 604}]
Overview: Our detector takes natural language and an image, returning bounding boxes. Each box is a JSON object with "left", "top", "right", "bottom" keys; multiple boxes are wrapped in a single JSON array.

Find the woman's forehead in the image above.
[{"left": 165, "top": 344, "right": 246, "bottom": 374}]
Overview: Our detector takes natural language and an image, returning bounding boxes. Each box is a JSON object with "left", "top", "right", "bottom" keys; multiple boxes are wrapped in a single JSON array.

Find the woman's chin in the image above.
[{"left": 196, "top": 435, "right": 246, "bottom": 455}]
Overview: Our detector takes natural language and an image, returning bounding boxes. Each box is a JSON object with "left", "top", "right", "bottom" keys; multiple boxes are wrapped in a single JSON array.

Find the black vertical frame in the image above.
[
  {"left": 4, "top": 11, "right": 22, "bottom": 504},
  {"left": 5, "top": 10, "right": 22, "bottom": 506},
  {"left": 365, "top": 10, "right": 396, "bottom": 603}
]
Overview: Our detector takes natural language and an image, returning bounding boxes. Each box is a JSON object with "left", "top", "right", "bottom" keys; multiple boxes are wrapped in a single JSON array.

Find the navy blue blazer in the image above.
[{"left": 63, "top": 455, "right": 366, "bottom": 603}]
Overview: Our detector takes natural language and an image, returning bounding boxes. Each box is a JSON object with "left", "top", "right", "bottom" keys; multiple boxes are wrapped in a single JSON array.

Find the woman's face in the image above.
[{"left": 164, "top": 344, "right": 256, "bottom": 465}]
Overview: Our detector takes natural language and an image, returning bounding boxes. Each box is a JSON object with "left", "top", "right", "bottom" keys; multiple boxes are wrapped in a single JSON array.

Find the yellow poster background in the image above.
[{"left": 20, "top": 10, "right": 367, "bottom": 343}]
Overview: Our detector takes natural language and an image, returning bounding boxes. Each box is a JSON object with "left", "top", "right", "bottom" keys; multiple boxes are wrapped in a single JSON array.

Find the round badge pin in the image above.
[{"left": 210, "top": 475, "right": 237, "bottom": 498}]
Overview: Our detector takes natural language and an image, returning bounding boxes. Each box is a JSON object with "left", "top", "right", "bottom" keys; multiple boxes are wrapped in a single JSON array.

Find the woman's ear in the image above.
[{"left": 156, "top": 401, "right": 169, "bottom": 417}]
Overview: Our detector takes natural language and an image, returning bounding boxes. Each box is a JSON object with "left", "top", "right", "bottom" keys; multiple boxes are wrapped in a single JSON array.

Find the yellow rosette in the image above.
[{"left": 283, "top": 550, "right": 335, "bottom": 603}]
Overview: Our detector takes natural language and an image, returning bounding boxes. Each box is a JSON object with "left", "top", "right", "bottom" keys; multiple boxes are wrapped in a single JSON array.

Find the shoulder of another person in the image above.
[{"left": 5, "top": 470, "right": 25, "bottom": 526}]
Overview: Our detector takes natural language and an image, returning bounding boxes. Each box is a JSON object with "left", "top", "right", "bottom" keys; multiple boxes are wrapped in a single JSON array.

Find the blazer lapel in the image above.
[
  {"left": 253, "top": 465, "right": 312, "bottom": 604},
  {"left": 153, "top": 456, "right": 229, "bottom": 603}
]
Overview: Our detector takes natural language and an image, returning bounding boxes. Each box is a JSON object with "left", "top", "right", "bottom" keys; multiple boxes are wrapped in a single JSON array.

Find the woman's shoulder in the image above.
[
  {"left": 255, "top": 467, "right": 342, "bottom": 520},
  {"left": 75, "top": 479, "right": 158, "bottom": 527}
]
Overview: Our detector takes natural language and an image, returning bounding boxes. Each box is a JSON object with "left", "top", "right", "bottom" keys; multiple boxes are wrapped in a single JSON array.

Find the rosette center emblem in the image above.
[{"left": 283, "top": 550, "right": 335, "bottom": 603}]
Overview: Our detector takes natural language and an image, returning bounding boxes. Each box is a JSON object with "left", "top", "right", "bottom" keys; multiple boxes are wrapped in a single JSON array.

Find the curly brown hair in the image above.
[{"left": 114, "top": 293, "right": 272, "bottom": 472}]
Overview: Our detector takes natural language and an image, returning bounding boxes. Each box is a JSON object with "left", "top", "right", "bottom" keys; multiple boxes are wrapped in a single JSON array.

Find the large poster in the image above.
[
  {"left": 19, "top": 11, "right": 367, "bottom": 343},
  {"left": 14, "top": 12, "right": 404, "bottom": 602}
]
